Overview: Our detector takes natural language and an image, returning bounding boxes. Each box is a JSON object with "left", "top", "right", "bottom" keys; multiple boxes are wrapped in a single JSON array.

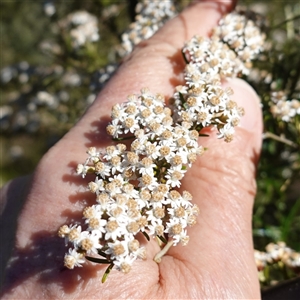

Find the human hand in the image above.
[{"left": 1, "top": 0, "right": 262, "bottom": 299}]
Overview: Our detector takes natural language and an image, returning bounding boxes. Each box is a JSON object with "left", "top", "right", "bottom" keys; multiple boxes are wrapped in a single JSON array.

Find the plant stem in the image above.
[
  {"left": 154, "top": 240, "right": 174, "bottom": 263},
  {"left": 263, "top": 131, "right": 298, "bottom": 148}
]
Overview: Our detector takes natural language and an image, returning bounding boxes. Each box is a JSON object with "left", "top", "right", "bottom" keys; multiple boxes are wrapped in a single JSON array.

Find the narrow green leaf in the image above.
[
  {"left": 179, "top": 92, "right": 185, "bottom": 105},
  {"left": 142, "top": 231, "right": 150, "bottom": 241},
  {"left": 112, "top": 135, "right": 135, "bottom": 141},
  {"left": 181, "top": 49, "right": 189, "bottom": 64},
  {"left": 97, "top": 249, "right": 108, "bottom": 258},
  {"left": 102, "top": 263, "right": 114, "bottom": 283},
  {"left": 85, "top": 256, "right": 111, "bottom": 264},
  {"left": 158, "top": 235, "right": 168, "bottom": 244}
]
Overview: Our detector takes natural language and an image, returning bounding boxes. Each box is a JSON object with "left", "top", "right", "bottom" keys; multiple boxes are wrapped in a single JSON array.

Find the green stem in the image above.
[{"left": 271, "top": 14, "right": 300, "bottom": 29}]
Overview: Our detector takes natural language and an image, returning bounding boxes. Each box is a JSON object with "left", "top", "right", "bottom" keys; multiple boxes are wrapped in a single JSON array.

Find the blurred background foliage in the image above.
[{"left": 1, "top": 0, "right": 299, "bottom": 287}]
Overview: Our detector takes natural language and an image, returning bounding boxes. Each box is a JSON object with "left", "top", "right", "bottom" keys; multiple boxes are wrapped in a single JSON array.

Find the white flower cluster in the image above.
[
  {"left": 118, "top": 0, "right": 176, "bottom": 56},
  {"left": 43, "top": 1, "right": 56, "bottom": 17},
  {"left": 183, "top": 35, "right": 247, "bottom": 79},
  {"left": 59, "top": 11, "right": 265, "bottom": 280},
  {"left": 0, "top": 61, "right": 31, "bottom": 84},
  {"left": 255, "top": 241, "right": 300, "bottom": 272},
  {"left": 60, "top": 11, "right": 100, "bottom": 49},
  {"left": 34, "top": 91, "right": 58, "bottom": 109},
  {"left": 172, "top": 81, "right": 244, "bottom": 143},
  {"left": 170, "top": 12, "right": 265, "bottom": 143},
  {"left": 270, "top": 91, "right": 300, "bottom": 122},
  {"left": 60, "top": 88, "right": 201, "bottom": 274},
  {"left": 212, "top": 11, "right": 266, "bottom": 74}
]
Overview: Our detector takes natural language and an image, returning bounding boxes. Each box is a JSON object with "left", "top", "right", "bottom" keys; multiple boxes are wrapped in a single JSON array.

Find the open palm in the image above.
[{"left": 1, "top": 1, "right": 262, "bottom": 299}]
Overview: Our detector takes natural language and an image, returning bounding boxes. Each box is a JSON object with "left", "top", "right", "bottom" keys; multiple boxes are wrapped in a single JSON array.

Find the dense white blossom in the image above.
[
  {"left": 118, "top": 0, "right": 176, "bottom": 56},
  {"left": 60, "top": 11, "right": 100, "bottom": 49},
  {"left": 59, "top": 9, "right": 267, "bottom": 280},
  {"left": 270, "top": 91, "right": 300, "bottom": 122},
  {"left": 254, "top": 242, "right": 300, "bottom": 271}
]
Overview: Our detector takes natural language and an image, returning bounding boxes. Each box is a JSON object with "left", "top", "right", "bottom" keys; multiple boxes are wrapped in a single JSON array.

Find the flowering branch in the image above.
[{"left": 58, "top": 10, "right": 266, "bottom": 282}]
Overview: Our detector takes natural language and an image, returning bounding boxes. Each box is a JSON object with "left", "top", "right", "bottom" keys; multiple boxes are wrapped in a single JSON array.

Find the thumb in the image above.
[{"left": 165, "top": 78, "right": 262, "bottom": 299}]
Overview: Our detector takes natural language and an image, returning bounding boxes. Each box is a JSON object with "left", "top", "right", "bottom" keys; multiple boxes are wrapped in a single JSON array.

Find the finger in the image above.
[{"left": 161, "top": 78, "right": 262, "bottom": 299}]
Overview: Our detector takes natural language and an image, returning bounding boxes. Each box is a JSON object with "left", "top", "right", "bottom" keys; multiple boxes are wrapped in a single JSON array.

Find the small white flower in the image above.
[
  {"left": 106, "top": 120, "right": 123, "bottom": 138},
  {"left": 64, "top": 248, "right": 85, "bottom": 269},
  {"left": 165, "top": 218, "right": 187, "bottom": 246},
  {"left": 144, "top": 141, "right": 160, "bottom": 160},
  {"left": 196, "top": 106, "right": 212, "bottom": 127},
  {"left": 104, "top": 218, "right": 127, "bottom": 241},
  {"left": 146, "top": 208, "right": 163, "bottom": 225},
  {"left": 88, "top": 177, "right": 105, "bottom": 194},
  {"left": 76, "top": 163, "right": 89, "bottom": 177},
  {"left": 137, "top": 157, "right": 156, "bottom": 176},
  {"left": 94, "top": 160, "right": 111, "bottom": 178},
  {"left": 106, "top": 240, "right": 130, "bottom": 261},
  {"left": 82, "top": 147, "right": 100, "bottom": 166},
  {"left": 122, "top": 117, "right": 140, "bottom": 134},
  {"left": 165, "top": 166, "right": 186, "bottom": 188},
  {"left": 78, "top": 230, "right": 102, "bottom": 254},
  {"left": 138, "top": 173, "right": 158, "bottom": 190},
  {"left": 103, "top": 145, "right": 122, "bottom": 161},
  {"left": 217, "top": 123, "right": 235, "bottom": 142},
  {"left": 113, "top": 253, "right": 136, "bottom": 274}
]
